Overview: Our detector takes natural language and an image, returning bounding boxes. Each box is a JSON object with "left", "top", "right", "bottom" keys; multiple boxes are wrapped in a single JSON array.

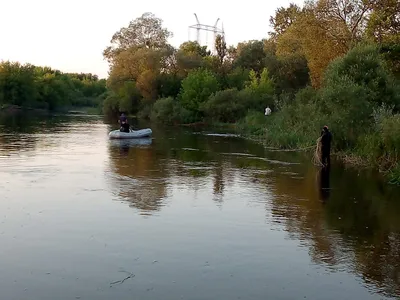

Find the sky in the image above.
[{"left": 0, "top": 0, "right": 303, "bottom": 79}]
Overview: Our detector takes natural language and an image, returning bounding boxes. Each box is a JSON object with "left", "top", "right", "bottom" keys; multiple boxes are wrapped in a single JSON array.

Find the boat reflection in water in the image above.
[
  {"left": 108, "top": 137, "right": 153, "bottom": 150},
  {"left": 106, "top": 136, "right": 168, "bottom": 215}
]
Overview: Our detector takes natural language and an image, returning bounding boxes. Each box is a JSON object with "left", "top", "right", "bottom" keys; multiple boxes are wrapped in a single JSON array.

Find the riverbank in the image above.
[
  {"left": 0, "top": 104, "right": 48, "bottom": 113},
  {"left": 0, "top": 104, "right": 101, "bottom": 115},
  {"left": 170, "top": 117, "right": 400, "bottom": 185}
]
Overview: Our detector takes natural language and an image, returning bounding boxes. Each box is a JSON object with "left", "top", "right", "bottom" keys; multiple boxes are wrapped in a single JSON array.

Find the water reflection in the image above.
[
  {"left": 1, "top": 113, "right": 400, "bottom": 299},
  {"left": 268, "top": 163, "right": 400, "bottom": 298},
  {"left": 104, "top": 119, "right": 400, "bottom": 298},
  {"left": 318, "top": 166, "right": 331, "bottom": 203},
  {"left": 106, "top": 136, "right": 168, "bottom": 215}
]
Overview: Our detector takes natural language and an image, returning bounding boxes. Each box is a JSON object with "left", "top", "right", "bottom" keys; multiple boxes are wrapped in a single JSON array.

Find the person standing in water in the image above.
[{"left": 320, "top": 126, "right": 332, "bottom": 167}]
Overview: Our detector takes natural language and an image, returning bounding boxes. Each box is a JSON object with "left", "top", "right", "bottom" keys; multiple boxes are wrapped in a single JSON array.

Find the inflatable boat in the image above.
[
  {"left": 109, "top": 128, "right": 152, "bottom": 139},
  {"left": 109, "top": 137, "right": 153, "bottom": 148}
]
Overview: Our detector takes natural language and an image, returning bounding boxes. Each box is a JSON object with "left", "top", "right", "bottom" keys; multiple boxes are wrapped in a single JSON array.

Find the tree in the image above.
[
  {"left": 234, "top": 40, "right": 266, "bottom": 73},
  {"left": 215, "top": 35, "right": 227, "bottom": 64},
  {"left": 226, "top": 67, "right": 250, "bottom": 90},
  {"left": 246, "top": 68, "right": 274, "bottom": 95},
  {"left": 320, "top": 43, "right": 400, "bottom": 147},
  {"left": 312, "top": 0, "right": 376, "bottom": 48},
  {"left": 175, "top": 41, "right": 208, "bottom": 76},
  {"left": 269, "top": 3, "right": 302, "bottom": 37},
  {"left": 0, "top": 61, "right": 37, "bottom": 106},
  {"left": 106, "top": 44, "right": 170, "bottom": 101},
  {"left": 274, "top": 54, "right": 310, "bottom": 94},
  {"left": 275, "top": 4, "right": 344, "bottom": 87},
  {"left": 179, "top": 69, "right": 220, "bottom": 113},
  {"left": 225, "top": 45, "right": 238, "bottom": 64},
  {"left": 178, "top": 41, "right": 210, "bottom": 57},
  {"left": 366, "top": 0, "right": 400, "bottom": 43},
  {"left": 103, "top": 12, "right": 173, "bottom": 63},
  {"left": 273, "top": 0, "right": 380, "bottom": 87}
]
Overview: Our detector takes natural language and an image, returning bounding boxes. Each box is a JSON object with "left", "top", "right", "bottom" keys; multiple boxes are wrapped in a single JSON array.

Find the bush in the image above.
[
  {"left": 226, "top": 67, "right": 250, "bottom": 90},
  {"left": 323, "top": 43, "right": 400, "bottom": 110},
  {"left": 137, "top": 102, "right": 153, "bottom": 120},
  {"left": 179, "top": 68, "right": 220, "bottom": 113},
  {"left": 237, "top": 93, "right": 325, "bottom": 149},
  {"left": 202, "top": 89, "right": 246, "bottom": 123},
  {"left": 354, "top": 105, "right": 400, "bottom": 170},
  {"left": 318, "top": 43, "right": 400, "bottom": 149},
  {"left": 267, "top": 100, "right": 324, "bottom": 148},
  {"left": 320, "top": 77, "right": 373, "bottom": 149},
  {"left": 295, "top": 86, "right": 319, "bottom": 105},
  {"left": 150, "top": 97, "right": 175, "bottom": 124},
  {"left": 239, "top": 68, "right": 276, "bottom": 112},
  {"left": 389, "top": 163, "right": 400, "bottom": 185},
  {"left": 150, "top": 97, "right": 198, "bottom": 125},
  {"left": 237, "top": 110, "right": 268, "bottom": 136},
  {"left": 102, "top": 93, "right": 120, "bottom": 115}
]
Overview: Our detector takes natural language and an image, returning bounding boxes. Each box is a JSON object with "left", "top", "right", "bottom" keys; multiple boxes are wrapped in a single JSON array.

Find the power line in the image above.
[{"left": 188, "top": 13, "right": 225, "bottom": 54}]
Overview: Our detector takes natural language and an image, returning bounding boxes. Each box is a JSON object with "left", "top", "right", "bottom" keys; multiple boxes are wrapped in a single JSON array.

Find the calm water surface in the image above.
[{"left": 1, "top": 113, "right": 400, "bottom": 300}]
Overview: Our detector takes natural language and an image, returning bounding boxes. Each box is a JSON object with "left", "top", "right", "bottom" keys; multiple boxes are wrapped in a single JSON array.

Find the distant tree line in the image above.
[{"left": 0, "top": 62, "right": 107, "bottom": 111}]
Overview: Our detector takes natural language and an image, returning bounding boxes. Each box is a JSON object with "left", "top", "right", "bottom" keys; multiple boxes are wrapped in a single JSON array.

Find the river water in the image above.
[{"left": 1, "top": 112, "right": 400, "bottom": 300}]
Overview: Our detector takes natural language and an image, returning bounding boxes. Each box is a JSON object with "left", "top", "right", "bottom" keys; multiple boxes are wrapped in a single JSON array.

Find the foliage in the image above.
[
  {"left": 226, "top": 67, "right": 250, "bottom": 90},
  {"left": 0, "top": 61, "right": 106, "bottom": 111},
  {"left": 366, "top": 0, "right": 400, "bottom": 44},
  {"left": 103, "top": 12, "right": 172, "bottom": 63},
  {"left": 202, "top": 89, "right": 245, "bottom": 123},
  {"left": 320, "top": 43, "right": 400, "bottom": 148},
  {"left": 269, "top": 3, "right": 302, "bottom": 37},
  {"left": 215, "top": 35, "right": 227, "bottom": 65},
  {"left": 150, "top": 97, "right": 178, "bottom": 124},
  {"left": 179, "top": 69, "right": 220, "bottom": 114},
  {"left": 233, "top": 40, "right": 266, "bottom": 73}
]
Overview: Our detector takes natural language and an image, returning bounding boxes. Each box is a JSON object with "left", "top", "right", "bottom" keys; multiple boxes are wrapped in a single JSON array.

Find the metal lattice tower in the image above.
[{"left": 188, "top": 13, "right": 225, "bottom": 54}]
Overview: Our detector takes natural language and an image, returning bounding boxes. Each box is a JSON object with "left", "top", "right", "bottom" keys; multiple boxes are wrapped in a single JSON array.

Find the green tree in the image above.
[
  {"left": 234, "top": 40, "right": 266, "bottom": 73},
  {"left": 215, "top": 34, "right": 227, "bottom": 64},
  {"left": 226, "top": 67, "right": 250, "bottom": 90},
  {"left": 320, "top": 43, "right": 400, "bottom": 148},
  {"left": 269, "top": 3, "right": 302, "bottom": 37},
  {"left": 0, "top": 62, "right": 37, "bottom": 106},
  {"left": 179, "top": 69, "right": 220, "bottom": 114},
  {"left": 366, "top": 0, "right": 400, "bottom": 43},
  {"left": 178, "top": 41, "right": 210, "bottom": 57},
  {"left": 103, "top": 12, "right": 173, "bottom": 63}
]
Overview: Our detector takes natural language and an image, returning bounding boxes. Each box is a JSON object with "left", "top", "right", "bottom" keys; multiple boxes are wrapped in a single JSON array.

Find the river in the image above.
[{"left": 1, "top": 112, "right": 400, "bottom": 300}]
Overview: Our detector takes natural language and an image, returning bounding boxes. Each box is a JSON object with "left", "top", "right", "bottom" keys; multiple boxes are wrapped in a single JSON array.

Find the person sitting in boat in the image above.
[{"left": 118, "top": 113, "right": 130, "bottom": 133}]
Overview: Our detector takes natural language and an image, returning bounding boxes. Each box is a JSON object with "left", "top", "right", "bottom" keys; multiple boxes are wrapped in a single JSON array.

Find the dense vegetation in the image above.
[
  {"left": 0, "top": 62, "right": 107, "bottom": 111},
  {"left": 102, "top": 2, "right": 400, "bottom": 183}
]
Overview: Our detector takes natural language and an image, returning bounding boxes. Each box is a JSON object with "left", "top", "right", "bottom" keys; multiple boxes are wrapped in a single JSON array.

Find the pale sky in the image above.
[{"left": 0, "top": 0, "right": 303, "bottom": 79}]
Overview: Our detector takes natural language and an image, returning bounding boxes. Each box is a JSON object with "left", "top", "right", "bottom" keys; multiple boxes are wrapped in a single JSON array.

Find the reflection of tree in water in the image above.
[
  {"left": 213, "top": 163, "right": 225, "bottom": 203},
  {"left": 116, "top": 176, "right": 167, "bottom": 215},
  {"left": 106, "top": 123, "right": 400, "bottom": 296},
  {"left": 107, "top": 143, "right": 169, "bottom": 215},
  {"left": 107, "top": 128, "right": 261, "bottom": 211},
  {"left": 0, "top": 112, "right": 104, "bottom": 155},
  {"left": 268, "top": 164, "right": 400, "bottom": 298}
]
